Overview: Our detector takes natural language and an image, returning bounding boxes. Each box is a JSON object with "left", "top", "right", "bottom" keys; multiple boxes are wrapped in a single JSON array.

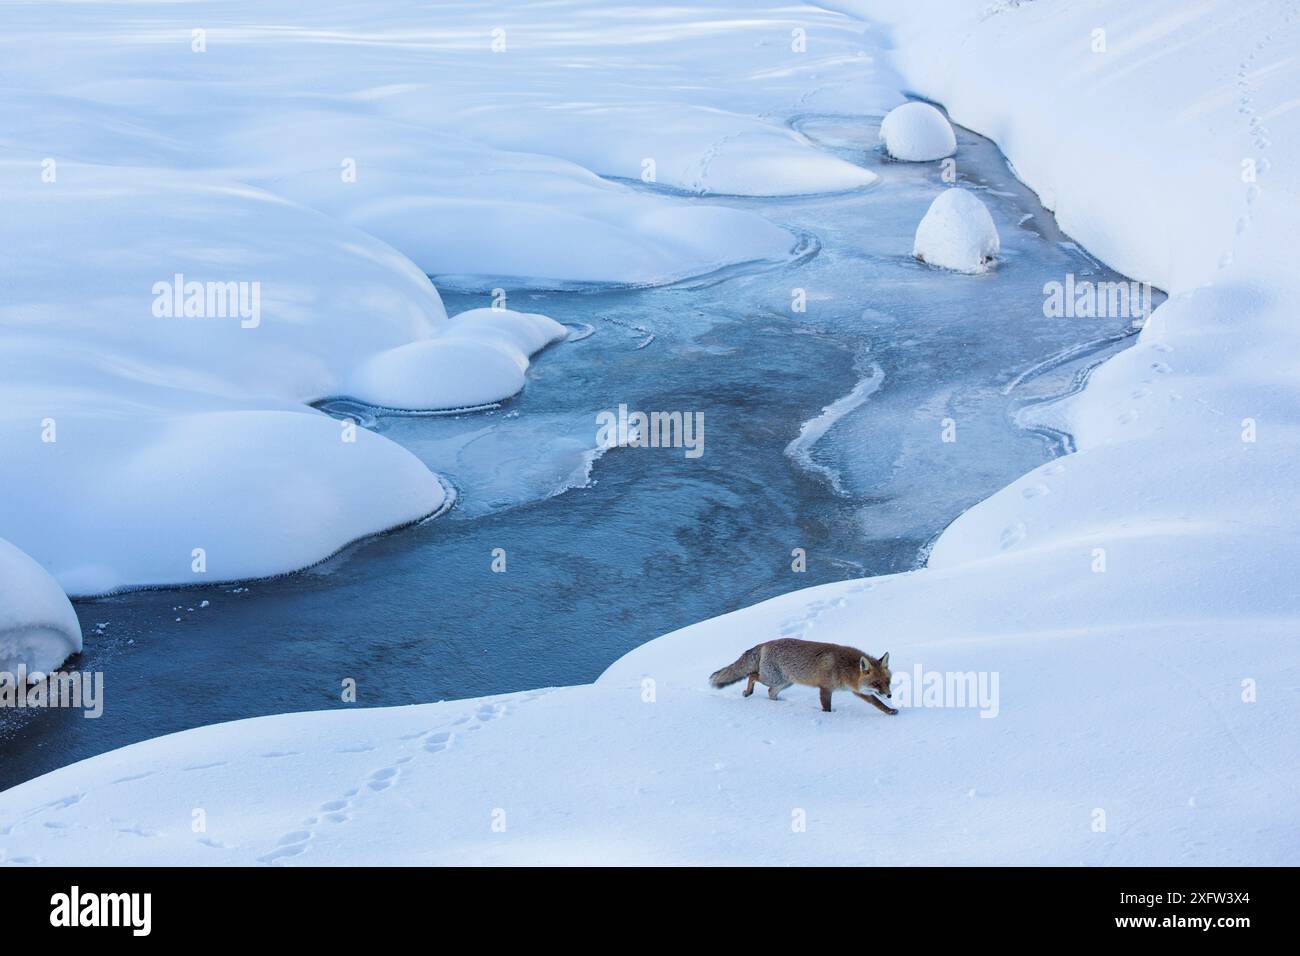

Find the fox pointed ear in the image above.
[
  {"left": 880, "top": 652, "right": 890, "bottom": 668},
  {"left": 859, "top": 655, "right": 871, "bottom": 672}
]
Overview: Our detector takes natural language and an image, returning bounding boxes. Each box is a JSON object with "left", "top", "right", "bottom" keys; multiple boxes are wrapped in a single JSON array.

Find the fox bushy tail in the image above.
[{"left": 709, "top": 645, "right": 761, "bottom": 688}]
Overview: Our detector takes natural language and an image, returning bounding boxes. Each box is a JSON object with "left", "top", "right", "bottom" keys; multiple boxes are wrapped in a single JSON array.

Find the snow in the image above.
[
  {"left": 0, "top": 162, "right": 449, "bottom": 597},
  {"left": 1, "top": 0, "right": 871, "bottom": 603},
  {"left": 234, "top": 116, "right": 804, "bottom": 287},
  {"left": 912, "top": 187, "right": 1000, "bottom": 273},
  {"left": 879, "top": 101, "right": 956, "bottom": 161},
  {"left": 343, "top": 308, "right": 567, "bottom": 411},
  {"left": 0, "top": 539, "right": 82, "bottom": 679},
  {"left": 444, "top": 310, "right": 569, "bottom": 362},
  {"left": 3, "top": 0, "right": 1299, "bottom": 866},
  {"left": 0, "top": 1, "right": 866, "bottom": 288},
  {"left": 444, "top": 103, "right": 880, "bottom": 198},
  {"left": 0, "top": 573, "right": 1291, "bottom": 865}
]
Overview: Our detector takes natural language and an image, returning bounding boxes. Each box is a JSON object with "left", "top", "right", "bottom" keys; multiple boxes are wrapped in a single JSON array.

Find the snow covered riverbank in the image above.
[
  {"left": 0, "top": 0, "right": 876, "bottom": 605},
  {"left": 2, "top": 0, "right": 1297, "bottom": 865}
]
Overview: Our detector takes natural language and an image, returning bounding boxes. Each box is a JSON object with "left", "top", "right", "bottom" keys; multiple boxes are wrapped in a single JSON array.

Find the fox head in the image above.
[{"left": 859, "top": 652, "right": 891, "bottom": 698}]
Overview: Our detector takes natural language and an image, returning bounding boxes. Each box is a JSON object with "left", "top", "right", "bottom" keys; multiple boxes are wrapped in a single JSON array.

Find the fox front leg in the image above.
[
  {"left": 819, "top": 687, "right": 833, "bottom": 712},
  {"left": 854, "top": 691, "right": 898, "bottom": 716}
]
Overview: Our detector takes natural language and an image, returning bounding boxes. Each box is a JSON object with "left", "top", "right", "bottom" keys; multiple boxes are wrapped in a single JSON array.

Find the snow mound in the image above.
[
  {"left": 431, "top": 103, "right": 880, "bottom": 198},
  {"left": 912, "top": 188, "right": 1000, "bottom": 273},
  {"left": 343, "top": 308, "right": 565, "bottom": 411},
  {"left": 0, "top": 538, "right": 82, "bottom": 677},
  {"left": 0, "top": 162, "right": 459, "bottom": 595},
  {"left": 879, "top": 101, "right": 956, "bottom": 161},
  {"left": 442, "top": 309, "right": 570, "bottom": 368},
  {"left": 234, "top": 115, "right": 802, "bottom": 288}
]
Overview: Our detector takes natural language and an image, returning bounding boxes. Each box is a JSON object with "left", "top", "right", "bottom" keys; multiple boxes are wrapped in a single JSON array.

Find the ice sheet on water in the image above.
[{"left": 374, "top": 412, "right": 614, "bottom": 519}]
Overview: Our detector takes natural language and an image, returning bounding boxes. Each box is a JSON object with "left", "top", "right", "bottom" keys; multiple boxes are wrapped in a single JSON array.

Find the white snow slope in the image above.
[{"left": 2, "top": 1, "right": 1298, "bottom": 866}]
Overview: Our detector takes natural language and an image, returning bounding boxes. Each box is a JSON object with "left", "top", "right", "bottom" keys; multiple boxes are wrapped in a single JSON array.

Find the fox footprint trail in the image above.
[
  {"left": 256, "top": 696, "right": 525, "bottom": 865},
  {"left": 777, "top": 581, "right": 876, "bottom": 644},
  {"left": 1225, "top": 1, "right": 1295, "bottom": 271}
]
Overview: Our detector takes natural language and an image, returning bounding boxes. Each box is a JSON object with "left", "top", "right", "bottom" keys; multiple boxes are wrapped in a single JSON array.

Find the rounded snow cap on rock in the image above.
[
  {"left": 0, "top": 536, "right": 82, "bottom": 676},
  {"left": 879, "top": 101, "right": 957, "bottom": 162},
  {"left": 913, "top": 188, "right": 1000, "bottom": 274}
]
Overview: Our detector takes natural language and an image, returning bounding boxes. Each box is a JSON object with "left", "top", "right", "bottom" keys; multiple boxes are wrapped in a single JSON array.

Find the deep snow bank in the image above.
[
  {"left": 0, "top": 1, "right": 881, "bottom": 287},
  {"left": 227, "top": 115, "right": 805, "bottom": 287},
  {"left": 0, "top": 540, "right": 82, "bottom": 678},
  {"left": 4, "top": 0, "right": 1297, "bottom": 866}
]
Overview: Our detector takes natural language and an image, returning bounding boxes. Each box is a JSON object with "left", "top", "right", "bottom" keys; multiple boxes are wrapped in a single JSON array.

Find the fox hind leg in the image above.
[
  {"left": 743, "top": 673, "right": 758, "bottom": 697},
  {"left": 767, "top": 680, "right": 792, "bottom": 700},
  {"left": 760, "top": 660, "right": 789, "bottom": 700}
]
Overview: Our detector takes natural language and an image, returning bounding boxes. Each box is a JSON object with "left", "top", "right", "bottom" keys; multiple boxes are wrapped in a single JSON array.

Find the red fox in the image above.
[{"left": 709, "top": 638, "right": 897, "bottom": 714}]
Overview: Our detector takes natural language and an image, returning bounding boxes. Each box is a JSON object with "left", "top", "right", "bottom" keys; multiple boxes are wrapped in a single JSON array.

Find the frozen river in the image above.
[{"left": 0, "top": 114, "right": 1157, "bottom": 789}]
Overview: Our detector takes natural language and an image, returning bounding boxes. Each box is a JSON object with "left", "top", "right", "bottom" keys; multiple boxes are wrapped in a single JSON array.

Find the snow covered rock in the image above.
[
  {"left": 0, "top": 538, "right": 82, "bottom": 677},
  {"left": 442, "top": 309, "right": 569, "bottom": 370},
  {"left": 342, "top": 308, "right": 566, "bottom": 410},
  {"left": 0, "top": 162, "right": 455, "bottom": 595},
  {"left": 879, "top": 101, "right": 956, "bottom": 161},
  {"left": 912, "top": 188, "right": 1000, "bottom": 273}
]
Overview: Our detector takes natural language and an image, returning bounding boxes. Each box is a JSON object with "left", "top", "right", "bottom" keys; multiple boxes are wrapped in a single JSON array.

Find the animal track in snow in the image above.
[
  {"left": 424, "top": 732, "right": 453, "bottom": 754},
  {"left": 1000, "top": 521, "right": 1027, "bottom": 549},
  {"left": 257, "top": 830, "right": 311, "bottom": 864},
  {"left": 1224, "top": 4, "right": 1293, "bottom": 270},
  {"left": 112, "top": 771, "right": 155, "bottom": 784},
  {"left": 115, "top": 822, "right": 161, "bottom": 838},
  {"left": 255, "top": 695, "right": 527, "bottom": 865},
  {"left": 366, "top": 767, "right": 400, "bottom": 792}
]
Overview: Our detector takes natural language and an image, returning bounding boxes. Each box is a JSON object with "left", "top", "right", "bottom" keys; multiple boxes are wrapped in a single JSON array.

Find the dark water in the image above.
[{"left": 0, "top": 116, "right": 1158, "bottom": 790}]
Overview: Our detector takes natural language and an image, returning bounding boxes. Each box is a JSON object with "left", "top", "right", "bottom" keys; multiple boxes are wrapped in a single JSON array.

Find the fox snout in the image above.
[{"left": 866, "top": 680, "right": 891, "bottom": 698}]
